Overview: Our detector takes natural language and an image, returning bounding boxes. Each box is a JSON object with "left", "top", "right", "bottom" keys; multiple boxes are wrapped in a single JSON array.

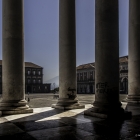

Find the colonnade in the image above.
[
  {"left": 0, "top": 0, "right": 140, "bottom": 118},
  {"left": 127, "top": 0, "right": 140, "bottom": 103},
  {"left": 0, "top": 0, "right": 33, "bottom": 115}
]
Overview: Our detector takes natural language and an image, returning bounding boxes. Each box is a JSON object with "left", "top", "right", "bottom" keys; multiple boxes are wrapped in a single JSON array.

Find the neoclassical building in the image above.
[
  {"left": 119, "top": 56, "right": 128, "bottom": 94},
  {"left": 24, "top": 62, "right": 51, "bottom": 93},
  {"left": 0, "top": 60, "right": 51, "bottom": 94},
  {"left": 77, "top": 56, "right": 128, "bottom": 94},
  {"left": 77, "top": 63, "right": 95, "bottom": 94}
]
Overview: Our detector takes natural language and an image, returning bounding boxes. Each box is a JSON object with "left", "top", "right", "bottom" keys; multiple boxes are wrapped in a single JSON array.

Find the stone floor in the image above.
[
  {"left": 0, "top": 101, "right": 140, "bottom": 140},
  {"left": 0, "top": 94, "right": 139, "bottom": 140}
]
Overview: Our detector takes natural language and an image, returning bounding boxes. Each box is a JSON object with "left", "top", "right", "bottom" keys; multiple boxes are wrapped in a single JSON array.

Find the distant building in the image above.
[
  {"left": 119, "top": 56, "right": 128, "bottom": 94},
  {"left": 77, "top": 63, "right": 95, "bottom": 94},
  {"left": 0, "top": 60, "right": 51, "bottom": 94},
  {"left": 76, "top": 56, "right": 128, "bottom": 94}
]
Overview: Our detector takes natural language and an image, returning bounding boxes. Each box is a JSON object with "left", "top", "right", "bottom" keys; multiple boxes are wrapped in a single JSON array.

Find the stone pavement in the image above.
[
  {"left": 0, "top": 94, "right": 140, "bottom": 140},
  {"left": 0, "top": 104, "right": 140, "bottom": 140}
]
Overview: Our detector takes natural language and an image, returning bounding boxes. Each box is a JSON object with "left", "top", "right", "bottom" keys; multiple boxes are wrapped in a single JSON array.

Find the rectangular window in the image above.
[
  {"left": 84, "top": 72, "right": 87, "bottom": 81},
  {"left": 28, "top": 70, "right": 31, "bottom": 75},
  {"left": 28, "top": 79, "right": 30, "bottom": 84},
  {"left": 38, "top": 71, "right": 41, "bottom": 75},
  {"left": 90, "top": 71, "right": 93, "bottom": 80},
  {"left": 77, "top": 73, "right": 79, "bottom": 81},
  {"left": 33, "top": 87, "right": 36, "bottom": 91},
  {"left": 33, "top": 71, "right": 36, "bottom": 75},
  {"left": 80, "top": 73, "right": 83, "bottom": 81},
  {"left": 33, "top": 79, "right": 36, "bottom": 83}
]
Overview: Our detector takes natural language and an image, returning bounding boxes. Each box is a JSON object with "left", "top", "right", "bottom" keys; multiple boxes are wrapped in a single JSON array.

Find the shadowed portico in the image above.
[{"left": 0, "top": 0, "right": 139, "bottom": 121}]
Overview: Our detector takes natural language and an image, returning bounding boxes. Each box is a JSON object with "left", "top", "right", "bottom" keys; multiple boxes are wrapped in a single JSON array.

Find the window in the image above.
[
  {"left": 84, "top": 72, "right": 87, "bottom": 80},
  {"left": 38, "top": 71, "right": 41, "bottom": 75},
  {"left": 27, "top": 70, "right": 30, "bottom": 75},
  {"left": 33, "top": 79, "right": 36, "bottom": 83},
  {"left": 77, "top": 73, "right": 79, "bottom": 81},
  {"left": 27, "top": 79, "right": 30, "bottom": 83},
  {"left": 38, "top": 79, "right": 41, "bottom": 83},
  {"left": 80, "top": 73, "right": 83, "bottom": 81},
  {"left": 33, "top": 70, "right": 36, "bottom": 75},
  {"left": 33, "top": 87, "right": 35, "bottom": 91},
  {"left": 90, "top": 71, "right": 93, "bottom": 80}
]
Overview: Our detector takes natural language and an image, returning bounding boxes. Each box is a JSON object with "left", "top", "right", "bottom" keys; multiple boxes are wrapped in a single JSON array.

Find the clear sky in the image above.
[{"left": 0, "top": 0, "right": 129, "bottom": 82}]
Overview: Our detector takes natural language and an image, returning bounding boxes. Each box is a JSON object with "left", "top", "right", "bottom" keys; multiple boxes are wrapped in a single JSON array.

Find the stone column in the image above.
[
  {"left": 127, "top": 0, "right": 140, "bottom": 103},
  {"left": 84, "top": 0, "right": 125, "bottom": 119},
  {"left": 52, "top": 0, "right": 84, "bottom": 109},
  {"left": 0, "top": 0, "right": 33, "bottom": 115}
]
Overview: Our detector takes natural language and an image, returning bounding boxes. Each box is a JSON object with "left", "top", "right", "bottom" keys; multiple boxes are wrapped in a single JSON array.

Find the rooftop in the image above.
[
  {"left": 119, "top": 55, "right": 128, "bottom": 63},
  {"left": 0, "top": 60, "right": 42, "bottom": 68},
  {"left": 77, "top": 55, "right": 128, "bottom": 70},
  {"left": 77, "top": 63, "right": 95, "bottom": 70}
]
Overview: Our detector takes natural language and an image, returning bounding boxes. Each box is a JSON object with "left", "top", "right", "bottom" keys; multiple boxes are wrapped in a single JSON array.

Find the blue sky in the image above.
[{"left": 0, "top": 0, "right": 129, "bottom": 82}]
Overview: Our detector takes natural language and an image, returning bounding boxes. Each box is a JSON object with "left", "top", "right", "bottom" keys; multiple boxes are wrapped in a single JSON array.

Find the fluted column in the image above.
[
  {"left": 0, "top": 0, "right": 33, "bottom": 115},
  {"left": 84, "top": 0, "right": 126, "bottom": 119},
  {"left": 127, "top": 0, "right": 140, "bottom": 103},
  {"left": 52, "top": 0, "right": 84, "bottom": 109}
]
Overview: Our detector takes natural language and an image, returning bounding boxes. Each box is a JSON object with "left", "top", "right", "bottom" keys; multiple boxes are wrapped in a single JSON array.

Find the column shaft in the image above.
[
  {"left": 59, "top": 0, "right": 76, "bottom": 99},
  {"left": 127, "top": 0, "right": 140, "bottom": 103},
  {"left": 0, "top": 0, "right": 33, "bottom": 115},
  {"left": 85, "top": 0, "right": 125, "bottom": 119},
  {"left": 52, "top": 0, "right": 84, "bottom": 109}
]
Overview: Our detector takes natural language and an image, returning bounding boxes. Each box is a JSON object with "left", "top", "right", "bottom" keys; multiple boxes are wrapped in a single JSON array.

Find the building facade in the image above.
[
  {"left": 119, "top": 56, "right": 128, "bottom": 94},
  {"left": 0, "top": 60, "right": 51, "bottom": 94},
  {"left": 0, "top": 64, "right": 1, "bottom": 95},
  {"left": 77, "top": 56, "right": 128, "bottom": 94},
  {"left": 77, "top": 63, "right": 95, "bottom": 94}
]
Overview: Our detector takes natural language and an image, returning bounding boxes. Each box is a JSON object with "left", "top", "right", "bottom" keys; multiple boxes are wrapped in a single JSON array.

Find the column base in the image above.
[
  {"left": 84, "top": 101, "right": 131, "bottom": 120},
  {"left": 0, "top": 111, "right": 2, "bottom": 116},
  {"left": 0, "top": 99, "right": 33, "bottom": 115},
  {"left": 84, "top": 107, "right": 131, "bottom": 120},
  {"left": 1, "top": 108, "right": 33, "bottom": 115},
  {"left": 122, "top": 95, "right": 140, "bottom": 103},
  {"left": 52, "top": 98, "right": 85, "bottom": 110}
]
